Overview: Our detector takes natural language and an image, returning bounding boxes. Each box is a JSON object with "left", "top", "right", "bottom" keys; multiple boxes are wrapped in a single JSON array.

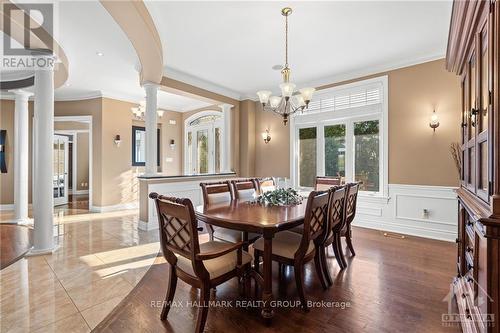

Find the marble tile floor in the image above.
[{"left": 0, "top": 210, "right": 160, "bottom": 333}]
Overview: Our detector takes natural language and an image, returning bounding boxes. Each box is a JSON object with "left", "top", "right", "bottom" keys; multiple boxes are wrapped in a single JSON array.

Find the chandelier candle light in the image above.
[{"left": 257, "top": 7, "right": 315, "bottom": 125}]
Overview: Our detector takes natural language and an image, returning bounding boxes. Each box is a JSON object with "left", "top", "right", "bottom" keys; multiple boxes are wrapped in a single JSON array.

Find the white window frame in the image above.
[
  {"left": 184, "top": 110, "right": 224, "bottom": 175},
  {"left": 290, "top": 76, "right": 388, "bottom": 198}
]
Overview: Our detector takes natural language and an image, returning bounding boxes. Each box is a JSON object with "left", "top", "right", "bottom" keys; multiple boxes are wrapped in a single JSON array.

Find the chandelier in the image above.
[
  {"left": 131, "top": 101, "right": 165, "bottom": 120},
  {"left": 256, "top": 7, "right": 315, "bottom": 125}
]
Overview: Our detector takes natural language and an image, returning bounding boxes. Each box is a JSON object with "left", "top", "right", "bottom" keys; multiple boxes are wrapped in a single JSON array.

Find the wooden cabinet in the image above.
[{"left": 447, "top": 1, "right": 500, "bottom": 332}]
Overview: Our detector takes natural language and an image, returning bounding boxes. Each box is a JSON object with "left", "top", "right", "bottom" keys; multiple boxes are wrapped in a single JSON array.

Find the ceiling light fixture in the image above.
[
  {"left": 130, "top": 101, "right": 165, "bottom": 119},
  {"left": 256, "top": 7, "right": 315, "bottom": 125},
  {"left": 96, "top": 51, "right": 104, "bottom": 57}
]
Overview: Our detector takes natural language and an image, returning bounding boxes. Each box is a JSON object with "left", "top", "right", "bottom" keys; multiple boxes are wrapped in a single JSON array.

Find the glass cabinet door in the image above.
[
  {"left": 476, "top": 21, "right": 491, "bottom": 201},
  {"left": 466, "top": 52, "right": 477, "bottom": 192}
]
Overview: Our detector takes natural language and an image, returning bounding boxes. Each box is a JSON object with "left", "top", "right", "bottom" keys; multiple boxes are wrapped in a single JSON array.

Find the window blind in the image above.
[{"left": 305, "top": 84, "right": 383, "bottom": 114}]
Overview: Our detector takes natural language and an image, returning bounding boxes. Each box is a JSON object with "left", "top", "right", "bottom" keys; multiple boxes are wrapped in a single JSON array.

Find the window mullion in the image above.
[
  {"left": 345, "top": 120, "right": 355, "bottom": 183},
  {"left": 317, "top": 125, "right": 325, "bottom": 177}
]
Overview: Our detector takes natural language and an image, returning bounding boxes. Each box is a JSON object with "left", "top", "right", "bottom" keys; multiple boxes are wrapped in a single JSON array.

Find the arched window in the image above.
[{"left": 184, "top": 111, "right": 224, "bottom": 174}]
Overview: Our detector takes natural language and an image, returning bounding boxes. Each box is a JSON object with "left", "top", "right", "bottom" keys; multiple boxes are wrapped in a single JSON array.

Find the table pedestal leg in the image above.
[{"left": 261, "top": 235, "right": 274, "bottom": 322}]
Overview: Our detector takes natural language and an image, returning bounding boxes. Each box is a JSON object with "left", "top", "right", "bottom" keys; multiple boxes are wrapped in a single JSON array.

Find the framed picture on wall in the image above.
[{"left": 132, "top": 126, "right": 160, "bottom": 166}]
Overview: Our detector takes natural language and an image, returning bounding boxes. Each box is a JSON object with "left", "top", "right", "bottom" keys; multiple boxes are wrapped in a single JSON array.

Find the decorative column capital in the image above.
[
  {"left": 9, "top": 90, "right": 33, "bottom": 101},
  {"left": 143, "top": 81, "right": 160, "bottom": 92},
  {"left": 219, "top": 103, "right": 234, "bottom": 112}
]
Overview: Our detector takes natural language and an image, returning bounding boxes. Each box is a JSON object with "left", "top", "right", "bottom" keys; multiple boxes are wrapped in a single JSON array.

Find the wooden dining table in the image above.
[{"left": 195, "top": 199, "right": 308, "bottom": 322}]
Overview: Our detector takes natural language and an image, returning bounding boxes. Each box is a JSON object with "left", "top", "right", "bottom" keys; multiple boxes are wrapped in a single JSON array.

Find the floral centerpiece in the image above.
[{"left": 253, "top": 188, "right": 303, "bottom": 206}]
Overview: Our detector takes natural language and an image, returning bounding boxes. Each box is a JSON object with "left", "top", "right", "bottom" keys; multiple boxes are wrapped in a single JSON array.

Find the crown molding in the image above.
[
  {"left": 240, "top": 52, "right": 446, "bottom": 100},
  {"left": 163, "top": 66, "right": 243, "bottom": 101}
]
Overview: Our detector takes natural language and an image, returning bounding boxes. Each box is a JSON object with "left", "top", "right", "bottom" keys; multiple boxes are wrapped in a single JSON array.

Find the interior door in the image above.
[{"left": 53, "top": 135, "right": 69, "bottom": 206}]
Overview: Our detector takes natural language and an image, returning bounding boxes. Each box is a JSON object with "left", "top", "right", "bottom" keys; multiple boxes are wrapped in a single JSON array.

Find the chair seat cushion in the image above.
[
  {"left": 176, "top": 241, "right": 252, "bottom": 279},
  {"left": 253, "top": 231, "right": 314, "bottom": 259},
  {"left": 214, "top": 228, "right": 260, "bottom": 243}
]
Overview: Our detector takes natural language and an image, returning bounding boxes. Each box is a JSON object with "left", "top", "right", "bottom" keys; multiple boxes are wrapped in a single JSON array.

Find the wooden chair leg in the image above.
[
  {"left": 332, "top": 236, "right": 345, "bottom": 270},
  {"left": 160, "top": 264, "right": 178, "bottom": 320},
  {"left": 320, "top": 244, "right": 333, "bottom": 286},
  {"left": 254, "top": 251, "right": 260, "bottom": 274},
  {"left": 207, "top": 224, "right": 215, "bottom": 241},
  {"left": 345, "top": 228, "right": 356, "bottom": 256},
  {"left": 313, "top": 247, "right": 328, "bottom": 290},
  {"left": 195, "top": 283, "right": 211, "bottom": 333},
  {"left": 336, "top": 233, "right": 348, "bottom": 269},
  {"left": 293, "top": 263, "right": 309, "bottom": 312}
]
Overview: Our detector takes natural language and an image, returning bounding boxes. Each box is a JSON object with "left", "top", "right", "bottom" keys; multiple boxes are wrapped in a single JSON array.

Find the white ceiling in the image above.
[
  {"left": 146, "top": 1, "right": 452, "bottom": 99},
  {"left": 2, "top": 1, "right": 453, "bottom": 106},
  {"left": 2, "top": 0, "right": 211, "bottom": 112}
]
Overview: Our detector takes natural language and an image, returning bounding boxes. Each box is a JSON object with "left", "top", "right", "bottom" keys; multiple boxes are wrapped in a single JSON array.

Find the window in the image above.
[
  {"left": 291, "top": 76, "right": 387, "bottom": 196},
  {"left": 298, "top": 127, "right": 317, "bottom": 188},
  {"left": 132, "top": 126, "right": 160, "bottom": 166},
  {"left": 354, "top": 120, "right": 379, "bottom": 192},
  {"left": 184, "top": 111, "right": 224, "bottom": 174}
]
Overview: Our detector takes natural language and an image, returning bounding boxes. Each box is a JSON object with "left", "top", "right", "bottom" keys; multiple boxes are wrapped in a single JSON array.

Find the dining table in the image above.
[{"left": 195, "top": 198, "right": 308, "bottom": 322}]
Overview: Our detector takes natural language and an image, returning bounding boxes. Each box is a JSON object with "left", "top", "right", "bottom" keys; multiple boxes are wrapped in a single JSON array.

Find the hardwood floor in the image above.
[
  {"left": 0, "top": 224, "right": 31, "bottom": 269},
  {"left": 95, "top": 227, "right": 461, "bottom": 332}
]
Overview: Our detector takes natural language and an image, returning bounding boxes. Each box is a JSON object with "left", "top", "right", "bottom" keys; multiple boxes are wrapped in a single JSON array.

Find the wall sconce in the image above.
[
  {"left": 157, "top": 109, "right": 165, "bottom": 118},
  {"left": 170, "top": 139, "right": 176, "bottom": 150},
  {"left": 429, "top": 110, "right": 440, "bottom": 131},
  {"left": 114, "top": 134, "right": 121, "bottom": 147},
  {"left": 262, "top": 129, "right": 271, "bottom": 144}
]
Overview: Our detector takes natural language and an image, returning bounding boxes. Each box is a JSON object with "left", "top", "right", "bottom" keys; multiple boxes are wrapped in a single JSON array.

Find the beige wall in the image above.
[
  {"left": 239, "top": 100, "right": 256, "bottom": 177},
  {"left": 254, "top": 59, "right": 461, "bottom": 187},
  {"left": 76, "top": 132, "right": 89, "bottom": 191},
  {"left": 0, "top": 97, "right": 184, "bottom": 207},
  {"left": 0, "top": 100, "right": 16, "bottom": 205}
]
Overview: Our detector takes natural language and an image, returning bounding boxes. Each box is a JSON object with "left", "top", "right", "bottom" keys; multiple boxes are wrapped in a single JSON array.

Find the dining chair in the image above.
[
  {"left": 341, "top": 183, "right": 359, "bottom": 256},
  {"left": 315, "top": 176, "right": 342, "bottom": 191},
  {"left": 253, "top": 190, "right": 330, "bottom": 311},
  {"left": 230, "top": 178, "right": 259, "bottom": 201},
  {"left": 257, "top": 177, "right": 276, "bottom": 194},
  {"left": 149, "top": 192, "right": 252, "bottom": 333},
  {"left": 320, "top": 186, "right": 347, "bottom": 285},
  {"left": 200, "top": 180, "right": 239, "bottom": 243},
  {"left": 200, "top": 181, "right": 259, "bottom": 244}
]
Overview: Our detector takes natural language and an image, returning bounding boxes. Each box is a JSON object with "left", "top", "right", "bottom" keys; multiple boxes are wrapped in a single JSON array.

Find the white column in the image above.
[
  {"left": 220, "top": 103, "right": 233, "bottom": 173},
  {"left": 31, "top": 53, "right": 56, "bottom": 254},
  {"left": 10, "top": 90, "right": 33, "bottom": 224},
  {"left": 144, "top": 82, "right": 159, "bottom": 176}
]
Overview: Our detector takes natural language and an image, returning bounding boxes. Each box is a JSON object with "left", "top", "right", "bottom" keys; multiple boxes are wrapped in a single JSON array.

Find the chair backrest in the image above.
[
  {"left": 328, "top": 186, "right": 347, "bottom": 233},
  {"left": 200, "top": 181, "right": 233, "bottom": 205},
  {"left": 258, "top": 177, "right": 276, "bottom": 194},
  {"left": 296, "top": 190, "right": 330, "bottom": 258},
  {"left": 149, "top": 193, "right": 210, "bottom": 280},
  {"left": 231, "top": 178, "right": 259, "bottom": 201},
  {"left": 345, "top": 183, "right": 359, "bottom": 225},
  {"left": 315, "top": 176, "right": 341, "bottom": 191}
]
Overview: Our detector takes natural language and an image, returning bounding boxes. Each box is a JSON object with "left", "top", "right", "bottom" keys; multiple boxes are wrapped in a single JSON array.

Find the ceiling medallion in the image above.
[{"left": 256, "top": 7, "right": 315, "bottom": 125}]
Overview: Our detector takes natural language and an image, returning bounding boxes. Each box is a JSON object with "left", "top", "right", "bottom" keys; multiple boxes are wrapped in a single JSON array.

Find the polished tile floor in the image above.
[{"left": 0, "top": 210, "right": 160, "bottom": 333}]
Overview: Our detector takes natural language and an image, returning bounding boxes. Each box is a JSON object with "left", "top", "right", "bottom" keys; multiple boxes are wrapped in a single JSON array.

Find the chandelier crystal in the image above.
[{"left": 256, "top": 7, "right": 315, "bottom": 125}]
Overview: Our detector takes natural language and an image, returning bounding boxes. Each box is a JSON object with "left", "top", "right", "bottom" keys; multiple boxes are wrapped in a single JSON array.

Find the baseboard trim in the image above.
[
  {"left": 354, "top": 218, "right": 456, "bottom": 242},
  {"left": 0, "top": 204, "right": 14, "bottom": 211},
  {"left": 90, "top": 202, "right": 138, "bottom": 213},
  {"left": 72, "top": 190, "right": 89, "bottom": 195}
]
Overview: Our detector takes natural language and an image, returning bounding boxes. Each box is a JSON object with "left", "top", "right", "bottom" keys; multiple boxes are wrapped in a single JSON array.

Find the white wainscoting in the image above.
[
  {"left": 353, "top": 184, "right": 458, "bottom": 242},
  {"left": 139, "top": 176, "right": 235, "bottom": 231}
]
